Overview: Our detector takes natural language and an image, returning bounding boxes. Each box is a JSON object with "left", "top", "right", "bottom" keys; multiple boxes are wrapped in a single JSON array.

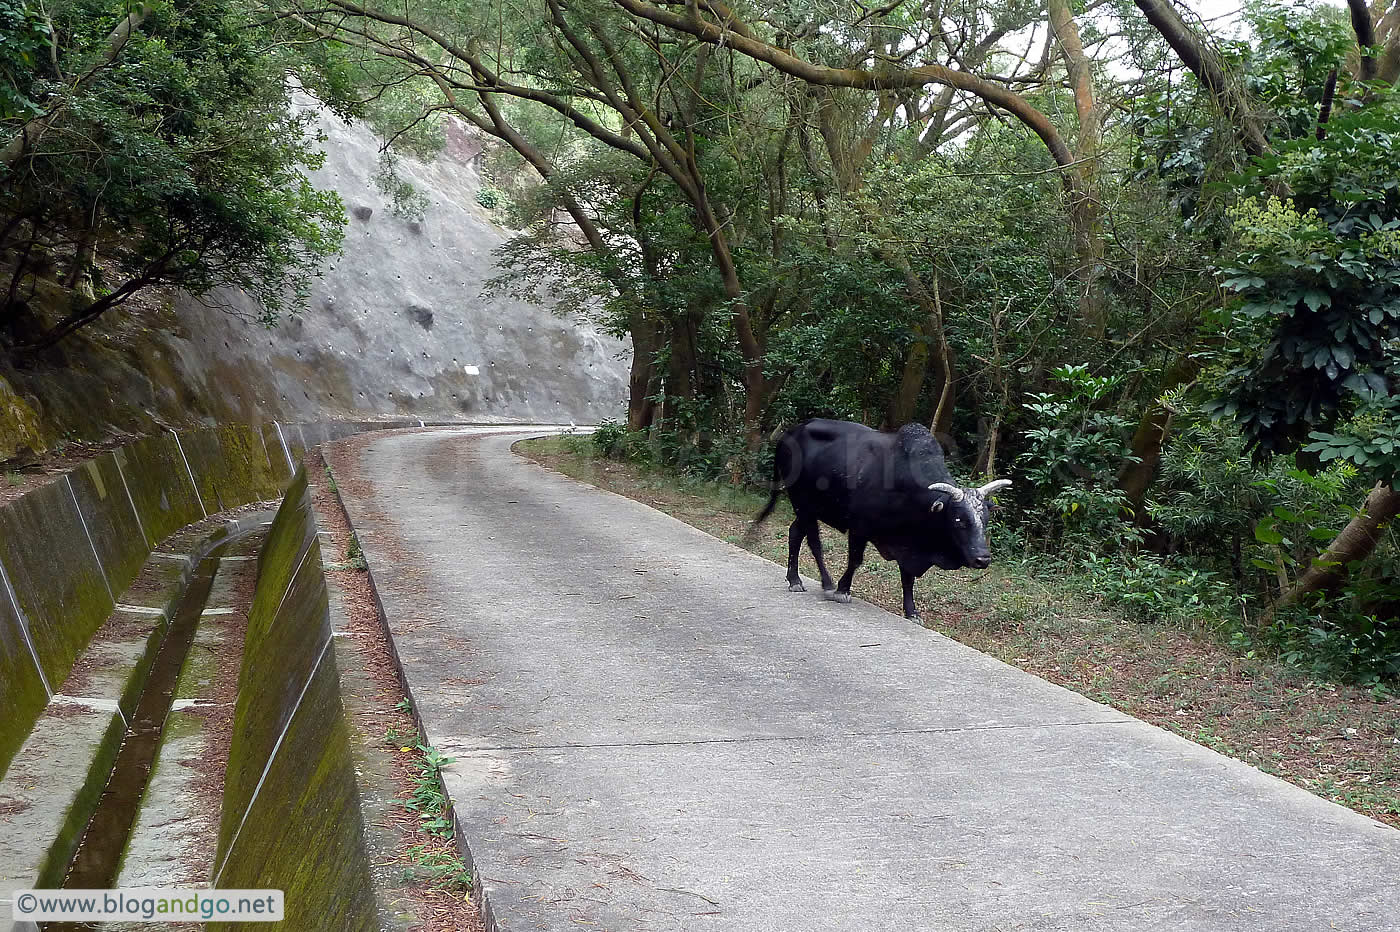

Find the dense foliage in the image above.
[{"left": 0, "top": 0, "right": 343, "bottom": 350}]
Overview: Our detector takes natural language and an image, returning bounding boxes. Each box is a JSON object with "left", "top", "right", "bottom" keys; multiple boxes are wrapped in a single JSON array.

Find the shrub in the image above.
[
  {"left": 476, "top": 186, "right": 505, "bottom": 209},
  {"left": 1081, "top": 552, "right": 1240, "bottom": 624}
]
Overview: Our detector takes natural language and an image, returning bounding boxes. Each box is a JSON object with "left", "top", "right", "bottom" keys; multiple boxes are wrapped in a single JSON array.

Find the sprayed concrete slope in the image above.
[
  {"left": 329, "top": 428, "right": 1400, "bottom": 932},
  {"left": 166, "top": 99, "right": 630, "bottom": 428},
  {"left": 1, "top": 96, "right": 628, "bottom": 456}
]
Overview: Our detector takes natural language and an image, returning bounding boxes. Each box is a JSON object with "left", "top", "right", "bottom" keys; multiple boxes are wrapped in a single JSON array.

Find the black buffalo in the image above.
[{"left": 752, "top": 418, "right": 1011, "bottom": 620}]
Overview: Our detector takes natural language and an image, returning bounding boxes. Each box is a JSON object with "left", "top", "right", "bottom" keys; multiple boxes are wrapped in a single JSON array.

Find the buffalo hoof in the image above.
[
  {"left": 825, "top": 590, "right": 852, "bottom": 604},
  {"left": 787, "top": 581, "right": 806, "bottom": 592},
  {"left": 906, "top": 611, "right": 922, "bottom": 621}
]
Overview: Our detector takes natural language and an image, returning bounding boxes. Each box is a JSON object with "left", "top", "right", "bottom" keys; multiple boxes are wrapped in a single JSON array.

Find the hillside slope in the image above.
[{"left": 0, "top": 102, "right": 629, "bottom": 458}]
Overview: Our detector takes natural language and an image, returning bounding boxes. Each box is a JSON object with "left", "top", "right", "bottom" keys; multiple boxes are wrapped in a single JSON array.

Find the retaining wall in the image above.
[
  {"left": 210, "top": 470, "right": 377, "bottom": 931},
  {"left": 0, "top": 420, "right": 381, "bottom": 778}
]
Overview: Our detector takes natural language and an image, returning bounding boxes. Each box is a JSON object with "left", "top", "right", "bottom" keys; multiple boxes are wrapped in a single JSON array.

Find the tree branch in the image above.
[
  {"left": 1131, "top": 0, "right": 1269, "bottom": 156},
  {"left": 1, "top": 4, "right": 152, "bottom": 169},
  {"left": 1347, "top": 0, "right": 1377, "bottom": 80},
  {"left": 607, "top": 0, "right": 1079, "bottom": 180}
]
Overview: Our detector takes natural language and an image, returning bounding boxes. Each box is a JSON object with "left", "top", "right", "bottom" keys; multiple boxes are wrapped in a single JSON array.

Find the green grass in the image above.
[
  {"left": 325, "top": 531, "right": 368, "bottom": 572},
  {"left": 403, "top": 844, "right": 473, "bottom": 892}
]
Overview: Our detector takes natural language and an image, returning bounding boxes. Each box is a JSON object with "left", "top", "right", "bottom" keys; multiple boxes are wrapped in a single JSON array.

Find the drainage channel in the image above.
[{"left": 48, "top": 544, "right": 230, "bottom": 930}]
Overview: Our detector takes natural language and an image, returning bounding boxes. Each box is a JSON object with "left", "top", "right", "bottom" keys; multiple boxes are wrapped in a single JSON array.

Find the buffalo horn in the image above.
[
  {"left": 927, "top": 482, "right": 964, "bottom": 502},
  {"left": 977, "top": 479, "right": 1013, "bottom": 498}
]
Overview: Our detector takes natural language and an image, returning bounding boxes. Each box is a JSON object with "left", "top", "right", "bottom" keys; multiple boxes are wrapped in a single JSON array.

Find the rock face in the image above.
[{"left": 171, "top": 103, "right": 631, "bottom": 426}]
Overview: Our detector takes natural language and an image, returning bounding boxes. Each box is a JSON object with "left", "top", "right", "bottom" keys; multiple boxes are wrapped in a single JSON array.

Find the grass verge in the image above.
[{"left": 518, "top": 434, "right": 1400, "bottom": 828}]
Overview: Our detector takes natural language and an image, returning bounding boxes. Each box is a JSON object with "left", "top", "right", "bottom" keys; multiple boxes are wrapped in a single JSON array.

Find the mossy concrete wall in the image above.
[
  {"left": 0, "top": 374, "right": 44, "bottom": 462},
  {"left": 211, "top": 470, "right": 377, "bottom": 931},
  {"left": 0, "top": 421, "right": 395, "bottom": 779}
]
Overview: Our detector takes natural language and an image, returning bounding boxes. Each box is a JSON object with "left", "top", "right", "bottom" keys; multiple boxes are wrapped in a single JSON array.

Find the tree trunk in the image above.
[
  {"left": 690, "top": 197, "right": 767, "bottom": 452},
  {"left": 1119, "top": 405, "right": 1174, "bottom": 518},
  {"left": 1378, "top": 0, "right": 1400, "bottom": 84},
  {"left": 627, "top": 313, "right": 662, "bottom": 430},
  {"left": 1275, "top": 482, "right": 1400, "bottom": 610},
  {"left": 1346, "top": 0, "right": 1377, "bottom": 80},
  {"left": 886, "top": 321, "right": 929, "bottom": 428},
  {"left": 65, "top": 209, "right": 102, "bottom": 302},
  {"left": 1118, "top": 359, "right": 1199, "bottom": 514},
  {"left": 665, "top": 311, "right": 701, "bottom": 421},
  {"left": 1048, "top": 0, "right": 1108, "bottom": 336},
  {"left": 883, "top": 250, "right": 955, "bottom": 435},
  {"left": 1132, "top": 0, "right": 1270, "bottom": 156},
  {"left": 929, "top": 330, "right": 956, "bottom": 440}
]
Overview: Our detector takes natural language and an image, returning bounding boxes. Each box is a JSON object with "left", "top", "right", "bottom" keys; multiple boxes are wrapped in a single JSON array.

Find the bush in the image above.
[
  {"left": 1018, "top": 364, "right": 1141, "bottom": 552},
  {"left": 589, "top": 418, "right": 656, "bottom": 465},
  {"left": 476, "top": 186, "right": 505, "bottom": 209},
  {"left": 1265, "top": 589, "right": 1400, "bottom": 685},
  {"left": 1081, "top": 552, "right": 1240, "bottom": 624}
]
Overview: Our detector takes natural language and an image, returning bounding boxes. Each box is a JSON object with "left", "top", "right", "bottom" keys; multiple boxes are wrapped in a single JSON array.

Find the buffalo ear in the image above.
[{"left": 930, "top": 500, "right": 944, "bottom": 513}]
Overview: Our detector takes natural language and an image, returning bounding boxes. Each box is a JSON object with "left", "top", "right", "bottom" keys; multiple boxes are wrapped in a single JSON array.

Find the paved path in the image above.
[{"left": 331, "top": 428, "right": 1400, "bottom": 932}]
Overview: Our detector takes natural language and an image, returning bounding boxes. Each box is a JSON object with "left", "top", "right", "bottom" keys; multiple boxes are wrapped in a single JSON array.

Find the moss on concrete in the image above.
[
  {"left": 213, "top": 467, "right": 377, "bottom": 930},
  {"left": 260, "top": 423, "right": 295, "bottom": 484},
  {"left": 217, "top": 472, "right": 322, "bottom": 849},
  {"left": 211, "top": 656, "right": 377, "bottom": 932},
  {"left": 117, "top": 435, "right": 207, "bottom": 543},
  {"left": 179, "top": 426, "right": 282, "bottom": 514},
  {"left": 0, "top": 374, "right": 45, "bottom": 462},
  {"left": 0, "top": 586, "right": 49, "bottom": 777},
  {"left": 67, "top": 454, "right": 150, "bottom": 598},
  {"left": 0, "top": 478, "right": 116, "bottom": 689}
]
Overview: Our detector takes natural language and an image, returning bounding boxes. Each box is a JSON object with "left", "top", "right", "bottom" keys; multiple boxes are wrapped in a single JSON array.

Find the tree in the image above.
[
  {"left": 1, "top": 0, "right": 344, "bottom": 351},
  {"left": 1206, "top": 3, "right": 1400, "bottom": 604}
]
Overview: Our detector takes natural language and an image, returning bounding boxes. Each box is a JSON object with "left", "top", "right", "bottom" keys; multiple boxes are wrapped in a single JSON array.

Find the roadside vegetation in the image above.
[
  {"left": 1, "top": 0, "right": 344, "bottom": 354},
  {"left": 266, "top": 0, "right": 1400, "bottom": 687},
  {"left": 522, "top": 433, "right": 1400, "bottom": 827}
]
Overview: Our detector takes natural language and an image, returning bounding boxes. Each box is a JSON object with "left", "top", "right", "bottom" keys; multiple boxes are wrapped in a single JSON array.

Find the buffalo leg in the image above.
[
  {"left": 805, "top": 523, "right": 835, "bottom": 592},
  {"left": 900, "top": 567, "right": 920, "bottom": 620},
  {"left": 786, "top": 519, "right": 806, "bottom": 591},
  {"left": 830, "top": 535, "right": 867, "bottom": 603}
]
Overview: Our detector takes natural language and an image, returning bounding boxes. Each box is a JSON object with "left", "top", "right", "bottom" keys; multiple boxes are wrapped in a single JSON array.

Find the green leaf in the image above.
[{"left": 1301, "top": 290, "right": 1330, "bottom": 312}]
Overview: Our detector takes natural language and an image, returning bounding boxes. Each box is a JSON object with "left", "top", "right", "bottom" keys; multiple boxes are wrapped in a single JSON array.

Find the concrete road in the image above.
[{"left": 331, "top": 428, "right": 1400, "bottom": 932}]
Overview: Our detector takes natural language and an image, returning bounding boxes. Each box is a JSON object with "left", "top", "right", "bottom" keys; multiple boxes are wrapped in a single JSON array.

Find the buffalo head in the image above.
[{"left": 926, "top": 479, "right": 1012, "bottom": 570}]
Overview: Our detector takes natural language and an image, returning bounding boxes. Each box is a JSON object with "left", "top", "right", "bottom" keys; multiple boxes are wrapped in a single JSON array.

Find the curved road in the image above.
[{"left": 330, "top": 428, "right": 1400, "bottom": 932}]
